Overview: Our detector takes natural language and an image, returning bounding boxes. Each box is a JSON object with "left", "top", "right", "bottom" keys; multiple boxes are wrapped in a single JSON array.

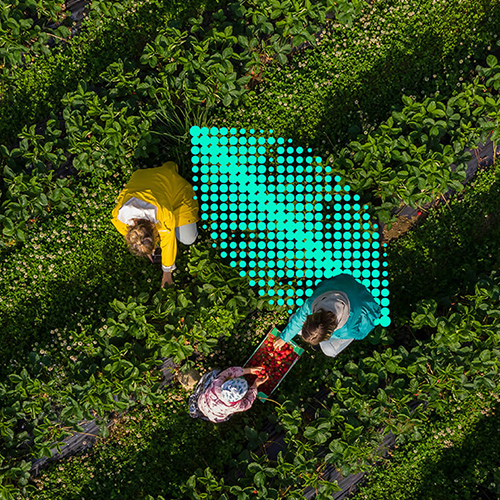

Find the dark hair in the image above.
[
  {"left": 125, "top": 219, "right": 156, "bottom": 258},
  {"left": 301, "top": 309, "right": 338, "bottom": 345}
]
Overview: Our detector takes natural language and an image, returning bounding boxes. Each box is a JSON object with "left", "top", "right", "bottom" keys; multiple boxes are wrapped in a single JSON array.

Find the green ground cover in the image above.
[
  {"left": 19, "top": 161, "right": 500, "bottom": 498},
  {"left": 353, "top": 391, "right": 500, "bottom": 500},
  {"left": 0, "top": 0, "right": 203, "bottom": 145},
  {"left": 388, "top": 160, "right": 500, "bottom": 319},
  {"left": 3, "top": 0, "right": 500, "bottom": 242},
  {"left": 1, "top": 0, "right": 500, "bottom": 497},
  {"left": 214, "top": 0, "right": 500, "bottom": 148},
  {"left": 31, "top": 254, "right": 500, "bottom": 499}
]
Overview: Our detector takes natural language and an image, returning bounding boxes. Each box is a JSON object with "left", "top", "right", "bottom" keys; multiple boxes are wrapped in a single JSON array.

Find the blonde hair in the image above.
[
  {"left": 302, "top": 309, "right": 338, "bottom": 345},
  {"left": 125, "top": 219, "right": 156, "bottom": 258}
]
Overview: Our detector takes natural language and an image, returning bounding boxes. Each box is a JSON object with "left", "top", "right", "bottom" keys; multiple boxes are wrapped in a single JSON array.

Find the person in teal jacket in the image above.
[{"left": 274, "top": 274, "right": 381, "bottom": 357}]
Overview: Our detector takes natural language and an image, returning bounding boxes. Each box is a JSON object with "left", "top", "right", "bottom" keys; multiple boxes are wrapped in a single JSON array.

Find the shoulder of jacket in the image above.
[{"left": 160, "top": 161, "right": 179, "bottom": 173}]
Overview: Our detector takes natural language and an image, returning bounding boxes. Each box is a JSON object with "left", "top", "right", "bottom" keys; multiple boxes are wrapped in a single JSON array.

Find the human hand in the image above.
[
  {"left": 255, "top": 374, "right": 269, "bottom": 387},
  {"left": 161, "top": 271, "right": 174, "bottom": 287},
  {"left": 273, "top": 337, "right": 286, "bottom": 350},
  {"left": 248, "top": 366, "right": 263, "bottom": 376}
]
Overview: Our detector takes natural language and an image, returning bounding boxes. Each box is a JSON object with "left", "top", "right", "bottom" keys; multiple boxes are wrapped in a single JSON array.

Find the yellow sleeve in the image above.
[
  {"left": 159, "top": 229, "right": 177, "bottom": 271},
  {"left": 111, "top": 203, "right": 129, "bottom": 238},
  {"left": 157, "top": 205, "right": 177, "bottom": 271}
]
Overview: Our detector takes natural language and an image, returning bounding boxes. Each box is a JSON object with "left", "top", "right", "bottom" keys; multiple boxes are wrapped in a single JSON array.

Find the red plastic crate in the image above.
[{"left": 244, "top": 327, "right": 304, "bottom": 401}]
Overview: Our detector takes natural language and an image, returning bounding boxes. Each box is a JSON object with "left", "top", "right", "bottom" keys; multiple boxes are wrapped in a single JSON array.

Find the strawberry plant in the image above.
[{"left": 0, "top": 0, "right": 71, "bottom": 75}]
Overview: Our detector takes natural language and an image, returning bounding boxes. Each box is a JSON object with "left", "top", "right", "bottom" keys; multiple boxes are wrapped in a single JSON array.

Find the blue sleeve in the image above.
[
  {"left": 350, "top": 301, "right": 381, "bottom": 340},
  {"left": 279, "top": 297, "right": 314, "bottom": 343}
]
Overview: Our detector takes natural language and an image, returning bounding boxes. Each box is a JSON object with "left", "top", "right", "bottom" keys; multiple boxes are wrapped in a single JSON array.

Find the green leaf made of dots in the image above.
[{"left": 190, "top": 126, "right": 390, "bottom": 327}]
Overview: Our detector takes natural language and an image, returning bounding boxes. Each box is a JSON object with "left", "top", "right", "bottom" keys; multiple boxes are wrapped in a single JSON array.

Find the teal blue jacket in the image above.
[{"left": 279, "top": 274, "right": 381, "bottom": 343}]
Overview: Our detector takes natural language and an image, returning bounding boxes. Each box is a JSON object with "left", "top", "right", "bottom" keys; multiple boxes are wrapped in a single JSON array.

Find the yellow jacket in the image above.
[{"left": 111, "top": 162, "right": 199, "bottom": 270}]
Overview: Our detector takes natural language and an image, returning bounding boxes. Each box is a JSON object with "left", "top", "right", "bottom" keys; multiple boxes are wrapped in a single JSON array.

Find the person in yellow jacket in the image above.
[{"left": 111, "top": 161, "right": 199, "bottom": 287}]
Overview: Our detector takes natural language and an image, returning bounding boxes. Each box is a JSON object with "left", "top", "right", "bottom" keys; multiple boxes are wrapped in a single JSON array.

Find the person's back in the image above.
[
  {"left": 111, "top": 161, "right": 199, "bottom": 287},
  {"left": 277, "top": 274, "right": 381, "bottom": 356}
]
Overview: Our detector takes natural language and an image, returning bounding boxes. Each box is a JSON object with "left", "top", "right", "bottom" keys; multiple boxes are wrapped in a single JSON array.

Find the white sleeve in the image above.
[
  {"left": 319, "top": 337, "right": 354, "bottom": 358},
  {"left": 162, "top": 262, "right": 177, "bottom": 272},
  {"left": 117, "top": 197, "right": 158, "bottom": 225}
]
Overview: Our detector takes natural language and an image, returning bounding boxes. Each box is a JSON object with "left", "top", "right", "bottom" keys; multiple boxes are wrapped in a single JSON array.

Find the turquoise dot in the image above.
[
  {"left": 362, "top": 279, "right": 371, "bottom": 288},
  {"left": 380, "top": 316, "right": 391, "bottom": 327}
]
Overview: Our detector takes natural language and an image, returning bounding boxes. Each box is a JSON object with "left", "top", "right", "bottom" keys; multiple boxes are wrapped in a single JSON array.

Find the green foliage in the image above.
[
  {"left": 0, "top": 228, "right": 257, "bottom": 493},
  {"left": 217, "top": 0, "right": 500, "bottom": 148},
  {"left": 0, "top": 0, "right": 70, "bottom": 73},
  {"left": 0, "top": 0, "right": 199, "bottom": 144},
  {"left": 323, "top": 59, "right": 500, "bottom": 224},
  {"left": 387, "top": 160, "right": 500, "bottom": 318},
  {"left": 17, "top": 269, "right": 500, "bottom": 498},
  {"left": 1, "top": 0, "right": 500, "bottom": 498},
  {"left": 353, "top": 393, "right": 500, "bottom": 500},
  {"left": 168, "top": 271, "right": 500, "bottom": 498}
]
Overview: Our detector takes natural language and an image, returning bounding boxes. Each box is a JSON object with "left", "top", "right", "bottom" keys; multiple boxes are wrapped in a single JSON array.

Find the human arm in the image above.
[
  {"left": 351, "top": 302, "right": 382, "bottom": 340},
  {"left": 233, "top": 373, "right": 269, "bottom": 412},
  {"left": 157, "top": 204, "right": 177, "bottom": 286},
  {"left": 278, "top": 296, "right": 315, "bottom": 343},
  {"left": 273, "top": 337, "right": 287, "bottom": 350}
]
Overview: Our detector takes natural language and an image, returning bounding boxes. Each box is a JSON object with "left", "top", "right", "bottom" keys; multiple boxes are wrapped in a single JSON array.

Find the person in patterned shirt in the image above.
[{"left": 189, "top": 366, "right": 268, "bottom": 423}]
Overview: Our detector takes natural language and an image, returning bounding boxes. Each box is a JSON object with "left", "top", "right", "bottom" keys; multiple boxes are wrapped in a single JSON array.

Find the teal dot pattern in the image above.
[{"left": 190, "top": 127, "right": 391, "bottom": 327}]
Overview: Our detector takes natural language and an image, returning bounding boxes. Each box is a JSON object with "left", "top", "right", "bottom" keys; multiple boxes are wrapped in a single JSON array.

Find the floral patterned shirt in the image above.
[{"left": 197, "top": 367, "right": 258, "bottom": 423}]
